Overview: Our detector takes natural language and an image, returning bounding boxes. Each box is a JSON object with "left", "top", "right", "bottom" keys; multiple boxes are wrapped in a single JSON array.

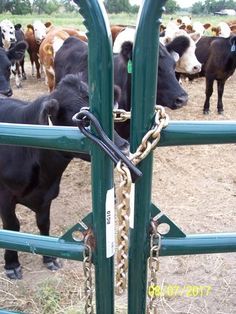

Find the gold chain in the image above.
[
  {"left": 115, "top": 105, "right": 168, "bottom": 296},
  {"left": 115, "top": 161, "right": 132, "bottom": 295},
  {"left": 130, "top": 105, "right": 169, "bottom": 165},
  {"left": 147, "top": 221, "right": 162, "bottom": 314},
  {"left": 113, "top": 108, "right": 131, "bottom": 122},
  {"left": 83, "top": 236, "right": 94, "bottom": 314}
]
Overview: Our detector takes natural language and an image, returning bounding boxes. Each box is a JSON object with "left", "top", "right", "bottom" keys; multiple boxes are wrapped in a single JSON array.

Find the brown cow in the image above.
[
  {"left": 39, "top": 27, "right": 87, "bottom": 91},
  {"left": 25, "top": 21, "right": 52, "bottom": 79}
]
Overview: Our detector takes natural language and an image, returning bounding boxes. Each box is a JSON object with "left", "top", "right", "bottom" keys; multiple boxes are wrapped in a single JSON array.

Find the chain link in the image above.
[
  {"left": 130, "top": 105, "right": 169, "bottom": 165},
  {"left": 115, "top": 105, "right": 168, "bottom": 297},
  {"left": 113, "top": 108, "right": 131, "bottom": 122},
  {"left": 147, "top": 221, "right": 162, "bottom": 314},
  {"left": 115, "top": 161, "right": 132, "bottom": 295},
  {"left": 83, "top": 235, "right": 94, "bottom": 314}
]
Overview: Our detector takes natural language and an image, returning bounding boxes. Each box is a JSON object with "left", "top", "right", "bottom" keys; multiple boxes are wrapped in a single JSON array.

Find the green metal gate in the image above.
[{"left": 0, "top": 0, "right": 236, "bottom": 313}]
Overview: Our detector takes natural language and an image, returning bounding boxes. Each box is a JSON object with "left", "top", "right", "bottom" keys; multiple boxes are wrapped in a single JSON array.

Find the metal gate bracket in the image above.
[{"left": 151, "top": 203, "right": 186, "bottom": 238}]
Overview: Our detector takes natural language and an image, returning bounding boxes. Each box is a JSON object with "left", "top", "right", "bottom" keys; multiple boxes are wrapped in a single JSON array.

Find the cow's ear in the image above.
[
  {"left": 7, "top": 41, "right": 28, "bottom": 61},
  {"left": 27, "top": 24, "right": 34, "bottom": 33},
  {"left": 190, "top": 32, "right": 201, "bottom": 43},
  {"left": 203, "top": 23, "right": 211, "bottom": 30},
  {"left": 39, "top": 99, "right": 59, "bottom": 125},
  {"left": 15, "top": 24, "right": 22, "bottom": 30},
  {"left": 79, "top": 80, "right": 89, "bottom": 97},
  {"left": 43, "top": 43, "right": 53, "bottom": 56},
  {"left": 45, "top": 22, "right": 52, "bottom": 28},
  {"left": 170, "top": 51, "right": 180, "bottom": 62}
]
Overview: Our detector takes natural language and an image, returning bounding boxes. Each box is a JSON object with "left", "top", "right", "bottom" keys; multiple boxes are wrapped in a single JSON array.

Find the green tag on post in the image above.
[{"left": 127, "top": 59, "right": 132, "bottom": 74}]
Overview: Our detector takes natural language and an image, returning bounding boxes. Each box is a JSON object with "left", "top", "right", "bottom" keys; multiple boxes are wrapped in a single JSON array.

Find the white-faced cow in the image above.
[
  {"left": 25, "top": 21, "right": 52, "bottom": 78},
  {"left": 0, "top": 42, "right": 28, "bottom": 97},
  {"left": 0, "top": 20, "right": 28, "bottom": 89},
  {"left": 160, "top": 22, "right": 202, "bottom": 75},
  {"left": 0, "top": 19, "right": 16, "bottom": 49},
  {"left": 113, "top": 25, "right": 201, "bottom": 78},
  {"left": 0, "top": 73, "right": 128, "bottom": 280},
  {"left": 194, "top": 35, "right": 236, "bottom": 114}
]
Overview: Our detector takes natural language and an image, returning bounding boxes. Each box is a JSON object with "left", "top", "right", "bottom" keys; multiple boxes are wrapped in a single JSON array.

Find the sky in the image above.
[{"left": 129, "top": 0, "right": 203, "bottom": 8}]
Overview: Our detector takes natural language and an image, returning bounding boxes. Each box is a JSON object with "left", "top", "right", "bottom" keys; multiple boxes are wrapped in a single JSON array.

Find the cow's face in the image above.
[
  {"left": 0, "top": 42, "right": 27, "bottom": 97},
  {"left": 175, "top": 34, "right": 201, "bottom": 74},
  {"left": 39, "top": 74, "right": 129, "bottom": 156},
  {"left": 33, "top": 21, "right": 47, "bottom": 44},
  {"left": 157, "top": 44, "right": 188, "bottom": 109},
  {"left": 0, "top": 19, "right": 16, "bottom": 49}
]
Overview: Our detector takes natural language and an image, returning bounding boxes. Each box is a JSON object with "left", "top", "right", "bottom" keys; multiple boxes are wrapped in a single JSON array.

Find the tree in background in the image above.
[
  {"left": 191, "top": 1, "right": 205, "bottom": 14},
  {"left": 0, "top": 0, "right": 8, "bottom": 13},
  {"left": 105, "top": 0, "right": 131, "bottom": 13},
  {"left": 192, "top": 0, "right": 235, "bottom": 14},
  {"left": 165, "top": 0, "right": 180, "bottom": 14},
  {"left": 12, "top": 0, "right": 32, "bottom": 14},
  {"left": 62, "top": 0, "right": 79, "bottom": 12},
  {"left": 0, "top": 0, "right": 32, "bottom": 14},
  {"left": 31, "top": 0, "right": 62, "bottom": 14}
]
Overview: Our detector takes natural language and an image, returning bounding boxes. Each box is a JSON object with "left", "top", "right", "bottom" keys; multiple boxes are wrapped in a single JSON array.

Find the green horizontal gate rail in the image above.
[{"left": 0, "top": 0, "right": 235, "bottom": 313}]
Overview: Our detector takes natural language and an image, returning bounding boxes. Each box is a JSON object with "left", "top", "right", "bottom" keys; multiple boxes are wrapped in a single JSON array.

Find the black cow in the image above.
[
  {"left": 194, "top": 35, "right": 236, "bottom": 114},
  {"left": 0, "top": 41, "right": 27, "bottom": 97},
  {"left": 55, "top": 36, "right": 88, "bottom": 86},
  {"left": 114, "top": 39, "right": 189, "bottom": 139},
  {"left": 0, "top": 73, "right": 128, "bottom": 279},
  {"left": 12, "top": 24, "right": 27, "bottom": 87},
  {"left": 55, "top": 36, "right": 189, "bottom": 140}
]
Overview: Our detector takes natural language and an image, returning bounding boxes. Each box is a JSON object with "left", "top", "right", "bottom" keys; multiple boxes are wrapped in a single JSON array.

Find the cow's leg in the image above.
[
  {"left": 15, "top": 62, "right": 22, "bottom": 88},
  {"left": 46, "top": 70, "right": 55, "bottom": 92},
  {"left": 0, "top": 190, "right": 22, "bottom": 279},
  {"left": 28, "top": 54, "right": 35, "bottom": 77},
  {"left": 35, "top": 206, "right": 61, "bottom": 271},
  {"left": 203, "top": 77, "right": 214, "bottom": 114},
  {"left": 20, "top": 58, "right": 27, "bottom": 80},
  {"left": 35, "top": 57, "right": 41, "bottom": 79},
  {"left": 217, "top": 80, "right": 225, "bottom": 114}
]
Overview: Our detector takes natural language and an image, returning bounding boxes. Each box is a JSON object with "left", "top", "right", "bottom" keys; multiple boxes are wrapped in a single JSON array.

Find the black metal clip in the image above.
[{"left": 72, "top": 109, "right": 142, "bottom": 182}]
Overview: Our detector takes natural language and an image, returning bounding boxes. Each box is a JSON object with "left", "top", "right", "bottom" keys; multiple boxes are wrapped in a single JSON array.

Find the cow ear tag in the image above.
[
  {"left": 231, "top": 42, "right": 236, "bottom": 52},
  {"left": 127, "top": 59, "right": 132, "bottom": 74}
]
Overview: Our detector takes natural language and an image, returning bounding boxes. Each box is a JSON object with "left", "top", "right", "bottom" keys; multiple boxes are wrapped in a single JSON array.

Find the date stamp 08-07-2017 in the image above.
[{"left": 148, "top": 285, "right": 212, "bottom": 298}]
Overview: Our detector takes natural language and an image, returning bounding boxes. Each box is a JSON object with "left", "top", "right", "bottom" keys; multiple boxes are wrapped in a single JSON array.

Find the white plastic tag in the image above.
[
  {"left": 129, "top": 183, "right": 135, "bottom": 229},
  {"left": 106, "top": 188, "right": 115, "bottom": 258}
]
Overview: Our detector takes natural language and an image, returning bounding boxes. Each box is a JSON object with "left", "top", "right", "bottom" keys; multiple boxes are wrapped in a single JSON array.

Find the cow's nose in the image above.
[
  {"left": 10, "top": 38, "right": 16, "bottom": 43},
  {"left": 192, "top": 64, "right": 201, "bottom": 73},
  {"left": 175, "top": 95, "right": 188, "bottom": 108}
]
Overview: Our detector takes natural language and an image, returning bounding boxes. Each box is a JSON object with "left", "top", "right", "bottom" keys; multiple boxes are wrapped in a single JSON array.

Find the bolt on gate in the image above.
[{"left": 0, "top": 0, "right": 236, "bottom": 313}]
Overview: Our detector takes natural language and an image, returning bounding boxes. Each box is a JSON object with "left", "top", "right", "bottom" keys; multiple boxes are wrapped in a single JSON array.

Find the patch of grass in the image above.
[{"left": 36, "top": 279, "right": 61, "bottom": 314}]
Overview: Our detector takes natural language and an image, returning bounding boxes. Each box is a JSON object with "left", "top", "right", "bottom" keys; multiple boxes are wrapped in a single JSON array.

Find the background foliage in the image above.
[{"left": 1, "top": 0, "right": 235, "bottom": 15}]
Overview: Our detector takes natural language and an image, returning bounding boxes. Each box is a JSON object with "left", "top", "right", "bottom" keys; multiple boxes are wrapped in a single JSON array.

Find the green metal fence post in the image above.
[
  {"left": 74, "top": 1, "right": 114, "bottom": 313},
  {"left": 128, "top": 1, "right": 167, "bottom": 313}
]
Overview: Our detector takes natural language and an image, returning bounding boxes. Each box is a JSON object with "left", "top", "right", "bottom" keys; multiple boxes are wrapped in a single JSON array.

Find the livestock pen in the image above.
[{"left": 0, "top": 0, "right": 235, "bottom": 313}]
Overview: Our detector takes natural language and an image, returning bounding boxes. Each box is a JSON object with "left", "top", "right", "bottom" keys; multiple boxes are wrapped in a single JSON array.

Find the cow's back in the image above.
[
  {"left": 196, "top": 36, "right": 236, "bottom": 79},
  {"left": 54, "top": 36, "right": 88, "bottom": 85}
]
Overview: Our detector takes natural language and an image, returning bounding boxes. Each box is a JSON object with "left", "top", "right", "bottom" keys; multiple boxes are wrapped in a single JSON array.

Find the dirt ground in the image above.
[{"left": 0, "top": 62, "right": 235, "bottom": 314}]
